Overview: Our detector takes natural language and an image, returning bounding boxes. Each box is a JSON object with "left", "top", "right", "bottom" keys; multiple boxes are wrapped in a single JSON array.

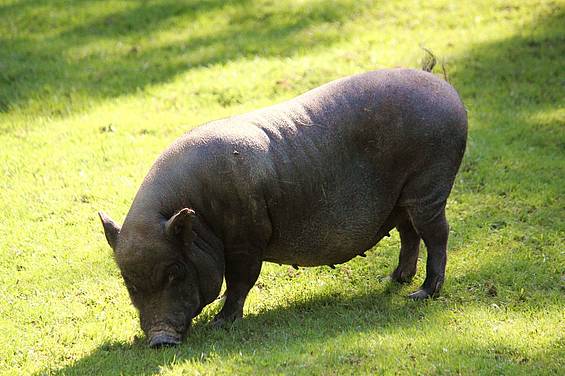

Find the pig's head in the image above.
[{"left": 98, "top": 208, "right": 223, "bottom": 347}]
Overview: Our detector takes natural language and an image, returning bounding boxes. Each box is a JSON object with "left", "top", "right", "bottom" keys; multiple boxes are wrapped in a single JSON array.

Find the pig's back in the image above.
[{"left": 245, "top": 69, "right": 466, "bottom": 265}]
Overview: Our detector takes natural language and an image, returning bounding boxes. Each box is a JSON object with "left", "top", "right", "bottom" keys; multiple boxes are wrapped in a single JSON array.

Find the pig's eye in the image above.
[{"left": 167, "top": 263, "right": 186, "bottom": 283}]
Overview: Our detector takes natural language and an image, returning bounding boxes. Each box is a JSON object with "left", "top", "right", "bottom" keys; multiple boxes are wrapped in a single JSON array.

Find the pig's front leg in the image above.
[{"left": 211, "top": 250, "right": 263, "bottom": 326}]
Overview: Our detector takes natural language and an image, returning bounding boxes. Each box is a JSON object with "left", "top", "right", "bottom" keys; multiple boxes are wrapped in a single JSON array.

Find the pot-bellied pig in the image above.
[{"left": 99, "top": 67, "right": 467, "bottom": 347}]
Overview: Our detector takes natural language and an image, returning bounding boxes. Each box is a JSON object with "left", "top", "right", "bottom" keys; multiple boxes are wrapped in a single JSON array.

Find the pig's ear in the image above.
[
  {"left": 164, "top": 208, "right": 195, "bottom": 246},
  {"left": 98, "top": 211, "right": 121, "bottom": 250}
]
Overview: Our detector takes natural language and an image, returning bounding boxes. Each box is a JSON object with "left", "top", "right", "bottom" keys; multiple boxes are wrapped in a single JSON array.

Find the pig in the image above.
[{"left": 99, "top": 67, "right": 467, "bottom": 347}]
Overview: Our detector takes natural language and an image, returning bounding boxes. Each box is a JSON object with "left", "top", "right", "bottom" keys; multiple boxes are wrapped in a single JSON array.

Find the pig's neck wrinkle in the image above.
[{"left": 192, "top": 217, "right": 225, "bottom": 271}]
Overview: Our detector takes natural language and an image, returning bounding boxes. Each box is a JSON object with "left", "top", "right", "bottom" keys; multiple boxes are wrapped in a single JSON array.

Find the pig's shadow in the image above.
[{"left": 43, "top": 284, "right": 436, "bottom": 375}]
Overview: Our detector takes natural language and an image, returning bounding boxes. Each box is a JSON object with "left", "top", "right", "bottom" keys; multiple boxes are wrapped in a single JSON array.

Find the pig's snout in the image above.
[
  {"left": 149, "top": 332, "right": 182, "bottom": 348},
  {"left": 146, "top": 317, "right": 192, "bottom": 348}
]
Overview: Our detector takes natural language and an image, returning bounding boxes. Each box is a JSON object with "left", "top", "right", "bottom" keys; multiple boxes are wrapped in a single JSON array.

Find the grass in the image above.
[{"left": 0, "top": 0, "right": 563, "bottom": 374}]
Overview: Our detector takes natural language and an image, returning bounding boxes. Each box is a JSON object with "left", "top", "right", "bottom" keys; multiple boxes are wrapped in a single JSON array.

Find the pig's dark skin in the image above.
[{"left": 99, "top": 68, "right": 467, "bottom": 347}]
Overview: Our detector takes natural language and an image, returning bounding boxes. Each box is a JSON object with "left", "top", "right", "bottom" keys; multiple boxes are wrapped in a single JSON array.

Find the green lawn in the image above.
[{"left": 1, "top": 0, "right": 563, "bottom": 374}]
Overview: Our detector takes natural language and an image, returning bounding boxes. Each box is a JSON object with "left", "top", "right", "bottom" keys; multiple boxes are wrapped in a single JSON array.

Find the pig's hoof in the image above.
[
  {"left": 210, "top": 317, "right": 230, "bottom": 329},
  {"left": 390, "top": 268, "right": 416, "bottom": 284},
  {"left": 210, "top": 311, "right": 241, "bottom": 328},
  {"left": 408, "top": 289, "right": 432, "bottom": 300}
]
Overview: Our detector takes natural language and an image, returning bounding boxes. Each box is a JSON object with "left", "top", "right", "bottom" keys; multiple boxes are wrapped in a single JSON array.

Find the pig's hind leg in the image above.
[
  {"left": 396, "top": 159, "right": 458, "bottom": 299},
  {"left": 390, "top": 208, "right": 421, "bottom": 284},
  {"left": 404, "top": 201, "right": 449, "bottom": 300}
]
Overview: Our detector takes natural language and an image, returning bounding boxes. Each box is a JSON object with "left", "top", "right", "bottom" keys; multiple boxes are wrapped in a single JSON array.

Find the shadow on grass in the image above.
[
  {"left": 41, "top": 274, "right": 562, "bottom": 375},
  {"left": 449, "top": 4, "right": 563, "bottom": 156},
  {"left": 439, "top": 5, "right": 564, "bottom": 347},
  {"left": 41, "top": 288, "right": 441, "bottom": 375},
  {"left": 445, "top": 4, "right": 564, "bottom": 248},
  {"left": 0, "top": 0, "right": 357, "bottom": 124}
]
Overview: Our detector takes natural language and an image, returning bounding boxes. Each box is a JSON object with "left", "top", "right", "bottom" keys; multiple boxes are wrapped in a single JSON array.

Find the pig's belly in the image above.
[{"left": 262, "top": 188, "right": 393, "bottom": 266}]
